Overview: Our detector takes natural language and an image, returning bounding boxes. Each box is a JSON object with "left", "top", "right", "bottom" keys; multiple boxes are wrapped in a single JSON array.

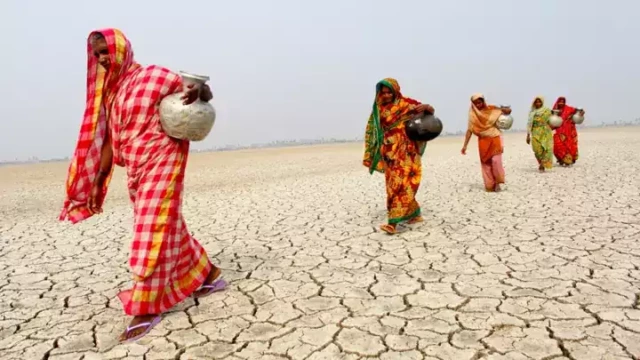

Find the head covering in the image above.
[
  {"left": 528, "top": 95, "right": 551, "bottom": 131},
  {"left": 468, "top": 93, "right": 502, "bottom": 138},
  {"left": 363, "top": 78, "right": 420, "bottom": 174},
  {"left": 529, "top": 95, "right": 550, "bottom": 116},
  {"left": 375, "top": 78, "right": 401, "bottom": 104},
  {"left": 531, "top": 95, "right": 544, "bottom": 109},
  {"left": 552, "top": 96, "right": 576, "bottom": 120},
  {"left": 59, "top": 28, "right": 140, "bottom": 223},
  {"left": 471, "top": 93, "right": 484, "bottom": 102}
]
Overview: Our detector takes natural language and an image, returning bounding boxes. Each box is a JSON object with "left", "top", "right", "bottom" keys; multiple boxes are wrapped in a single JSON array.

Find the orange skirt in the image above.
[{"left": 478, "top": 136, "right": 503, "bottom": 163}]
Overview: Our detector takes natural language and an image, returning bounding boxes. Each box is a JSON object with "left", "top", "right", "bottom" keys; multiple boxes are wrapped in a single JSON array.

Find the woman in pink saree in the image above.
[{"left": 60, "top": 28, "right": 226, "bottom": 343}]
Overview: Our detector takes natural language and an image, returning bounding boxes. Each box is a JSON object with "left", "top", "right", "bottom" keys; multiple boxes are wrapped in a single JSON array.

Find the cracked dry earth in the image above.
[{"left": 1, "top": 127, "right": 640, "bottom": 360}]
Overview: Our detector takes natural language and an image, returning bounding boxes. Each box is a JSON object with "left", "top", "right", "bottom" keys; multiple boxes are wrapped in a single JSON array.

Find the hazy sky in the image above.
[{"left": 1, "top": 0, "right": 639, "bottom": 161}]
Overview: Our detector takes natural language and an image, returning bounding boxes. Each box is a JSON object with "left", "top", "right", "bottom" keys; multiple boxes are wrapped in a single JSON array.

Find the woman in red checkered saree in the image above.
[{"left": 59, "top": 28, "right": 226, "bottom": 342}]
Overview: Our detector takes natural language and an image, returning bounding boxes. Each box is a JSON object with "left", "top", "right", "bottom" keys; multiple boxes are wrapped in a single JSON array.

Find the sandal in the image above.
[
  {"left": 119, "top": 315, "right": 162, "bottom": 343},
  {"left": 193, "top": 278, "right": 228, "bottom": 299},
  {"left": 380, "top": 224, "right": 397, "bottom": 235},
  {"left": 407, "top": 216, "right": 423, "bottom": 224}
]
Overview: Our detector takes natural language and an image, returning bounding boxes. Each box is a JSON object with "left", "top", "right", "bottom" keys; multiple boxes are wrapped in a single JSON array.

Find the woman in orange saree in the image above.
[
  {"left": 461, "top": 93, "right": 511, "bottom": 192},
  {"left": 552, "top": 96, "right": 585, "bottom": 166},
  {"left": 59, "top": 29, "right": 226, "bottom": 343},
  {"left": 363, "top": 78, "right": 434, "bottom": 235}
]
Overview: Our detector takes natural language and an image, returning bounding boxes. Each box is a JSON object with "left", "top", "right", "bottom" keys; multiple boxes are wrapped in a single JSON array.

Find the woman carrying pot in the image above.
[
  {"left": 552, "top": 96, "right": 585, "bottom": 166},
  {"left": 526, "top": 96, "right": 554, "bottom": 172},
  {"left": 461, "top": 93, "right": 511, "bottom": 192},
  {"left": 60, "top": 28, "right": 225, "bottom": 343},
  {"left": 363, "top": 78, "right": 434, "bottom": 235}
]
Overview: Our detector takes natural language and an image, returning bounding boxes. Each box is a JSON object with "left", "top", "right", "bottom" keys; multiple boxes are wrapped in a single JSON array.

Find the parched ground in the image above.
[{"left": 1, "top": 127, "right": 640, "bottom": 360}]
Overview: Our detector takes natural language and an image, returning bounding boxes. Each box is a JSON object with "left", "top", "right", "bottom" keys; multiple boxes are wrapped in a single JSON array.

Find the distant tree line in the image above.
[{"left": 2, "top": 119, "right": 639, "bottom": 166}]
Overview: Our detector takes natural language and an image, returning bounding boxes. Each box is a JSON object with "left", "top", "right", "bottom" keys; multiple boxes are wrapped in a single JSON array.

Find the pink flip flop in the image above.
[
  {"left": 120, "top": 315, "right": 162, "bottom": 343},
  {"left": 193, "top": 278, "right": 228, "bottom": 299}
]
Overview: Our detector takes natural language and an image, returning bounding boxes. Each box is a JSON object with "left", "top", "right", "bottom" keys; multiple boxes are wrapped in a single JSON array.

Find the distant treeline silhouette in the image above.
[{"left": 2, "top": 118, "right": 640, "bottom": 166}]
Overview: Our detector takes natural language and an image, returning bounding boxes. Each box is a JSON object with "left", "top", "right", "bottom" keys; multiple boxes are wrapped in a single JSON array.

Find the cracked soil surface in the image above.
[{"left": 1, "top": 127, "right": 639, "bottom": 359}]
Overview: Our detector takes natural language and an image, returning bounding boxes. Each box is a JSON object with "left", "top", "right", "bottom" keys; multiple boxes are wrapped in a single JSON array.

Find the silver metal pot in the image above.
[
  {"left": 572, "top": 108, "right": 584, "bottom": 125},
  {"left": 496, "top": 105, "right": 513, "bottom": 130},
  {"left": 549, "top": 110, "right": 563, "bottom": 128},
  {"left": 159, "top": 71, "right": 216, "bottom": 141}
]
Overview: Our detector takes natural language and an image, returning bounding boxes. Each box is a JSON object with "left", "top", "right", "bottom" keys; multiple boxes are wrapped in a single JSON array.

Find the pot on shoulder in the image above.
[
  {"left": 159, "top": 71, "right": 217, "bottom": 142},
  {"left": 405, "top": 111, "right": 443, "bottom": 142}
]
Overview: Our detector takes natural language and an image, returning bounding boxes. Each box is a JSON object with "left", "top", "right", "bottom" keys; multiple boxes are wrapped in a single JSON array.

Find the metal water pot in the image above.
[
  {"left": 159, "top": 71, "right": 216, "bottom": 142},
  {"left": 548, "top": 110, "right": 563, "bottom": 128},
  {"left": 496, "top": 105, "right": 513, "bottom": 130},
  {"left": 572, "top": 108, "right": 584, "bottom": 125},
  {"left": 405, "top": 111, "right": 443, "bottom": 142}
]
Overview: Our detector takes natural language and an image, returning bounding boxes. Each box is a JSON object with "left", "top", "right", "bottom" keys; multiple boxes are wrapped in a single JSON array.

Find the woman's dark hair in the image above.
[{"left": 90, "top": 32, "right": 105, "bottom": 42}]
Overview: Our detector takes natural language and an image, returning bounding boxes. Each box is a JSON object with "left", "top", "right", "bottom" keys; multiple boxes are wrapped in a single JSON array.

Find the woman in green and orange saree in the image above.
[
  {"left": 363, "top": 78, "right": 434, "bottom": 235},
  {"left": 526, "top": 96, "right": 554, "bottom": 172}
]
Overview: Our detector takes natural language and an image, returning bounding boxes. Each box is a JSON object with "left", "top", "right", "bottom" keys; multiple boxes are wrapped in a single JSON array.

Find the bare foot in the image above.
[
  {"left": 193, "top": 265, "right": 222, "bottom": 298},
  {"left": 538, "top": 165, "right": 545, "bottom": 172},
  {"left": 119, "top": 314, "right": 160, "bottom": 342},
  {"left": 379, "top": 224, "right": 397, "bottom": 234},
  {"left": 407, "top": 216, "right": 423, "bottom": 224},
  {"left": 494, "top": 184, "right": 502, "bottom": 192}
]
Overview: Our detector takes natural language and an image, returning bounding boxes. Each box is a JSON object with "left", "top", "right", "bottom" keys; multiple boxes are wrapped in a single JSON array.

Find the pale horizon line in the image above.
[{"left": 1, "top": 122, "right": 638, "bottom": 167}]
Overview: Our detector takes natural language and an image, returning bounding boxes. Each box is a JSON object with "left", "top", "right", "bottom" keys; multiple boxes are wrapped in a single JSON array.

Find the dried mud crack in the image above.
[{"left": 1, "top": 129, "right": 640, "bottom": 359}]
